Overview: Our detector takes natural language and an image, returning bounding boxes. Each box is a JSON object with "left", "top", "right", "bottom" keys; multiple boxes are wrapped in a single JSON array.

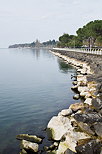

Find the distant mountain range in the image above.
[{"left": 9, "top": 39, "right": 57, "bottom": 48}]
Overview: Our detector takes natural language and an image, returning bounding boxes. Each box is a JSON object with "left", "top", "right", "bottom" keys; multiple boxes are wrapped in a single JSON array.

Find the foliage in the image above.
[
  {"left": 57, "top": 20, "right": 102, "bottom": 48},
  {"left": 43, "top": 40, "right": 56, "bottom": 46}
]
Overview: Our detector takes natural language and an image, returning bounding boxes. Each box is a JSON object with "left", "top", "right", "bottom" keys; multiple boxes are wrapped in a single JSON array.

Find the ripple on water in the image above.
[{"left": 0, "top": 48, "right": 76, "bottom": 154}]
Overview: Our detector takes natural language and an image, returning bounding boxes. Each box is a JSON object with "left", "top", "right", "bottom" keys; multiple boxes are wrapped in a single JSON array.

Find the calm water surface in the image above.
[{"left": 0, "top": 48, "right": 77, "bottom": 154}]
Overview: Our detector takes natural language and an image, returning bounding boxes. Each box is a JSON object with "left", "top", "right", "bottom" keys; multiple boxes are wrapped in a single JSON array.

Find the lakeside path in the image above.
[{"left": 46, "top": 48, "right": 102, "bottom": 154}]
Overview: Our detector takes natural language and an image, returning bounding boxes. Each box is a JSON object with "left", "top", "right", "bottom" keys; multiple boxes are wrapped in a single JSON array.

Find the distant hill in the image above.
[{"left": 9, "top": 39, "right": 57, "bottom": 48}]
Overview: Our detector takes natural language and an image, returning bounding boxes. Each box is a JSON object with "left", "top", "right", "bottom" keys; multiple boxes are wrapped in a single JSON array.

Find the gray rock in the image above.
[
  {"left": 75, "top": 140, "right": 101, "bottom": 154},
  {"left": 77, "top": 122, "right": 95, "bottom": 135},
  {"left": 16, "top": 134, "right": 42, "bottom": 143},
  {"left": 64, "top": 149, "right": 76, "bottom": 154},
  {"left": 92, "top": 122, "right": 102, "bottom": 137},
  {"left": 74, "top": 113, "right": 102, "bottom": 124},
  {"left": 20, "top": 140, "right": 39, "bottom": 153},
  {"left": 99, "top": 109, "right": 102, "bottom": 115},
  {"left": 92, "top": 97, "right": 102, "bottom": 111}
]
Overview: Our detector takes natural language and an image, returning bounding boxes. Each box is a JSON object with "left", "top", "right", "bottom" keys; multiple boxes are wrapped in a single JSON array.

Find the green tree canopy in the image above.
[{"left": 57, "top": 20, "right": 102, "bottom": 48}]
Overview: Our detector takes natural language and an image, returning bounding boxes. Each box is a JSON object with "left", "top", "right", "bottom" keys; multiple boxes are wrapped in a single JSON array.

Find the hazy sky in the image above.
[{"left": 0, "top": 0, "right": 102, "bottom": 47}]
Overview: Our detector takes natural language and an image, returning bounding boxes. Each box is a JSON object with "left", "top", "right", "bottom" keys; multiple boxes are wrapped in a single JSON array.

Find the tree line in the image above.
[{"left": 57, "top": 20, "right": 102, "bottom": 48}]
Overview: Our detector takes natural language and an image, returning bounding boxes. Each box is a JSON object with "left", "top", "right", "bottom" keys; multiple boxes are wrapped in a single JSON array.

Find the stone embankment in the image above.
[
  {"left": 16, "top": 49, "right": 102, "bottom": 154},
  {"left": 46, "top": 49, "right": 102, "bottom": 154}
]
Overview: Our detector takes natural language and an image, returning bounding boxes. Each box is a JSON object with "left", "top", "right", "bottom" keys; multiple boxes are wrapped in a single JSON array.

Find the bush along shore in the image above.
[{"left": 16, "top": 48, "right": 102, "bottom": 154}]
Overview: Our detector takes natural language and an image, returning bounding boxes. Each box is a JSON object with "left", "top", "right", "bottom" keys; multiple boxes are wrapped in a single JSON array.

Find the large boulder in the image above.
[
  {"left": 47, "top": 116, "right": 72, "bottom": 141},
  {"left": 47, "top": 115, "right": 90, "bottom": 152}
]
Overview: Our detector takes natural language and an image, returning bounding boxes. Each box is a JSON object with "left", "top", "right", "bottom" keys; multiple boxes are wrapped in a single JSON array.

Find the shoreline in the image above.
[
  {"left": 46, "top": 49, "right": 102, "bottom": 154},
  {"left": 16, "top": 48, "right": 102, "bottom": 154}
]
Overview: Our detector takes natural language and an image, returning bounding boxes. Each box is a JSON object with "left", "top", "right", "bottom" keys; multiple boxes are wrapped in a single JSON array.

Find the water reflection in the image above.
[
  {"left": 58, "top": 58, "right": 74, "bottom": 73},
  {"left": 0, "top": 48, "right": 77, "bottom": 154},
  {"left": 30, "top": 48, "right": 41, "bottom": 59}
]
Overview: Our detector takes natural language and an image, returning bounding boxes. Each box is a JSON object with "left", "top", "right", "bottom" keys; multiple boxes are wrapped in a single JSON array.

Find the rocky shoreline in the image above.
[
  {"left": 46, "top": 49, "right": 102, "bottom": 154},
  {"left": 17, "top": 48, "right": 102, "bottom": 154}
]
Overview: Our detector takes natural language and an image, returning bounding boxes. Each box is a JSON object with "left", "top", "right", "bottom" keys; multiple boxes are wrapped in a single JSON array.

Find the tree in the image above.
[{"left": 77, "top": 20, "right": 102, "bottom": 47}]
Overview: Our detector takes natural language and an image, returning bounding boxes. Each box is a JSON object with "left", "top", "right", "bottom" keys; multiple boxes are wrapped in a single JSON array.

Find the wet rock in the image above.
[
  {"left": 73, "top": 94, "right": 80, "bottom": 100},
  {"left": 54, "top": 142, "right": 59, "bottom": 147},
  {"left": 20, "top": 149, "right": 27, "bottom": 154},
  {"left": 16, "top": 134, "right": 42, "bottom": 143},
  {"left": 47, "top": 150, "right": 57, "bottom": 154},
  {"left": 20, "top": 140, "right": 39, "bottom": 153},
  {"left": 71, "top": 85, "right": 78, "bottom": 90},
  {"left": 44, "top": 146, "right": 49, "bottom": 151},
  {"left": 75, "top": 140, "right": 101, "bottom": 154},
  {"left": 74, "top": 113, "right": 102, "bottom": 124},
  {"left": 44, "top": 143, "right": 58, "bottom": 152},
  {"left": 72, "top": 81, "right": 78, "bottom": 85},
  {"left": 58, "top": 109, "right": 73, "bottom": 116}
]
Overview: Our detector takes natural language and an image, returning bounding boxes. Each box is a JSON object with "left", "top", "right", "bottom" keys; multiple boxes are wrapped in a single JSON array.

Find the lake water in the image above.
[{"left": 0, "top": 48, "right": 77, "bottom": 154}]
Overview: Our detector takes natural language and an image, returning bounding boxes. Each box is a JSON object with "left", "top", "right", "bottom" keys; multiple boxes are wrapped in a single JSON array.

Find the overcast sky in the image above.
[{"left": 0, "top": 0, "right": 102, "bottom": 47}]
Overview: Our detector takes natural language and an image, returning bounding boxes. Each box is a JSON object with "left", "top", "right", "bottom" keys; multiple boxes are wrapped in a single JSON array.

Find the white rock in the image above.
[
  {"left": 77, "top": 75, "right": 87, "bottom": 83},
  {"left": 47, "top": 116, "right": 72, "bottom": 140},
  {"left": 80, "top": 91, "right": 91, "bottom": 97},
  {"left": 58, "top": 109, "right": 72, "bottom": 116},
  {"left": 78, "top": 86, "right": 89, "bottom": 93},
  {"left": 47, "top": 116, "right": 90, "bottom": 152},
  {"left": 84, "top": 98, "right": 92, "bottom": 105},
  {"left": 61, "top": 130, "right": 90, "bottom": 152},
  {"left": 71, "top": 85, "right": 78, "bottom": 90}
]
